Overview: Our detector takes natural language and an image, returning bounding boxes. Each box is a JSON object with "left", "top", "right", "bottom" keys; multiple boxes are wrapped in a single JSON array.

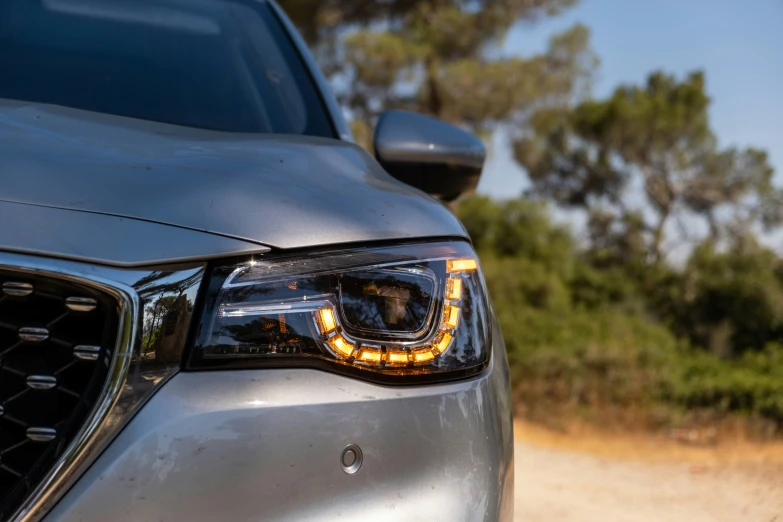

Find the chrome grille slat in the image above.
[
  {"left": 64, "top": 297, "right": 97, "bottom": 312},
  {"left": 2, "top": 284, "right": 33, "bottom": 297},
  {"left": 17, "top": 328, "right": 49, "bottom": 343},
  {"left": 25, "top": 429, "right": 56, "bottom": 443},
  {"left": 24, "top": 377, "right": 57, "bottom": 391},
  {"left": 72, "top": 346, "right": 101, "bottom": 361}
]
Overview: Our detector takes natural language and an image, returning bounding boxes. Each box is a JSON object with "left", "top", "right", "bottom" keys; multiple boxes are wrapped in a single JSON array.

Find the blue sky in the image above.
[{"left": 478, "top": 0, "right": 783, "bottom": 199}]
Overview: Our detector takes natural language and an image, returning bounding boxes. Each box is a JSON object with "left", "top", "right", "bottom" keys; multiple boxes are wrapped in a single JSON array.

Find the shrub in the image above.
[{"left": 459, "top": 196, "right": 783, "bottom": 433}]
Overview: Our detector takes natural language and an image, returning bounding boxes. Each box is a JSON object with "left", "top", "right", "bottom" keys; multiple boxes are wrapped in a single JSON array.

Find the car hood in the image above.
[{"left": 0, "top": 100, "right": 467, "bottom": 254}]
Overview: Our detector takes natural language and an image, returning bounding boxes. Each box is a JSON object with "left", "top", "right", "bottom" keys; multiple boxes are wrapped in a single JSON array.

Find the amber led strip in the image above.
[{"left": 316, "top": 258, "right": 477, "bottom": 366}]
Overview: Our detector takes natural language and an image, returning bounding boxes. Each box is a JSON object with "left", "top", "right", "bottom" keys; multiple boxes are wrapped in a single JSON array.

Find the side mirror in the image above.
[{"left": 374, "top": 110, "right": 485, "bottom": 202}]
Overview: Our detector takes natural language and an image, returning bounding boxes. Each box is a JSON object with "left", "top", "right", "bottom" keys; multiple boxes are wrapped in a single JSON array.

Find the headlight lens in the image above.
[{"left": 187, "top": 242, "right": 490, "bottom": 382}]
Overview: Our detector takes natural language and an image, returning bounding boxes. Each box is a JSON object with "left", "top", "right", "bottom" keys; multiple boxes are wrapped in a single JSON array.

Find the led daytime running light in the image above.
[{"left": 317, "top": 259, "right": 474, "bottom": 366}]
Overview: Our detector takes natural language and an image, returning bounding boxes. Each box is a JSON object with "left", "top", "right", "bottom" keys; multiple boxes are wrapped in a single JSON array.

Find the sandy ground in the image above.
[{"left": 514, "top": 422, "right": 783, "bottom": 521}]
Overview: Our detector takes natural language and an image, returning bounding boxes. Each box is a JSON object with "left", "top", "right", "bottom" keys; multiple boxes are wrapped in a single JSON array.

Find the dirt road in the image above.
[{"left": 514, "top": 425, "right": 783, "bottom": 521}]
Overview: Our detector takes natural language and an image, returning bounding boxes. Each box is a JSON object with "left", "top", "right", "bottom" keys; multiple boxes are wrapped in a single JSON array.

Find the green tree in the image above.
[
  {"left": 278, "top": 0, "right": 597, "bottom": 148},
  {"left": 458, "top": 196, "right": 783, "bottom": 430},
  {"left": 516, "top": 71, "right": 781, "bottom": 263},
  {"left": 677, "top": 240, "right": 783, "bottom": 357}
]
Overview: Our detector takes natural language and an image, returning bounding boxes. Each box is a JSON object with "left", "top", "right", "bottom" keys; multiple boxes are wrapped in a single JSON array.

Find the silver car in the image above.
[{"left": 0, "top": 0, "right": 514, "bottom": 520}]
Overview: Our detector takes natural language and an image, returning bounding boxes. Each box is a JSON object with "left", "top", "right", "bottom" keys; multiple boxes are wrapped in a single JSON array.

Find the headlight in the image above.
[{"left": 186, "top": 242, "right": 490, "bottom": 383}]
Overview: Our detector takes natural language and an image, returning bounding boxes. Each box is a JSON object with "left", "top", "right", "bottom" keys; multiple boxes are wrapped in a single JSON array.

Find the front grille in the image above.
[{"left": 0, "top": 269, "right": 119, "bottom": 519}]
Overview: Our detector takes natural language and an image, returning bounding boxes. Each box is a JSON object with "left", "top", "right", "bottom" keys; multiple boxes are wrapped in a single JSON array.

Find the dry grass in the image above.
[{"left": 514, "top": 418, "right": 783, "bottom": 469}]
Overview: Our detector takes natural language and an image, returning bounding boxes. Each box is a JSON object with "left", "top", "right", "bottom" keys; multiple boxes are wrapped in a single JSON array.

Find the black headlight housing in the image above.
[{"left": 184, "top": 242, "right": 490, "bottom": 384}]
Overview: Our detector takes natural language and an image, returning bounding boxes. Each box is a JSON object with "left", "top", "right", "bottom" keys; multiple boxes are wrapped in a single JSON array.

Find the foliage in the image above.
[
  {"left": 279, "top": 0, "right": 596, "bottom": 148},
  {"left": 516, "top": 71, "right": 782, "bottom": 263},
  {"left": 674, "top": 240, "right": 783, "bottom": 357},
  {"left": 661, "top": 344, "right": 783, "bottom": 423},
  {"left": 458, "top": 196, "right": 783, "bottom": 431}
]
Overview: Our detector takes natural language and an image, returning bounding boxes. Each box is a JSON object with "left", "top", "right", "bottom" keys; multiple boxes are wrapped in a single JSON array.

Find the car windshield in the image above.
[{"left": 0, "top": 0, "right": 334, "bottom": 136}]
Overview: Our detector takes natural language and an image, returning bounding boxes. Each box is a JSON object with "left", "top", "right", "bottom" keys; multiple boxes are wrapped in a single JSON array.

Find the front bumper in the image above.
[{"left": 43, "top": 333, "right": 513, "bottom": 522}]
